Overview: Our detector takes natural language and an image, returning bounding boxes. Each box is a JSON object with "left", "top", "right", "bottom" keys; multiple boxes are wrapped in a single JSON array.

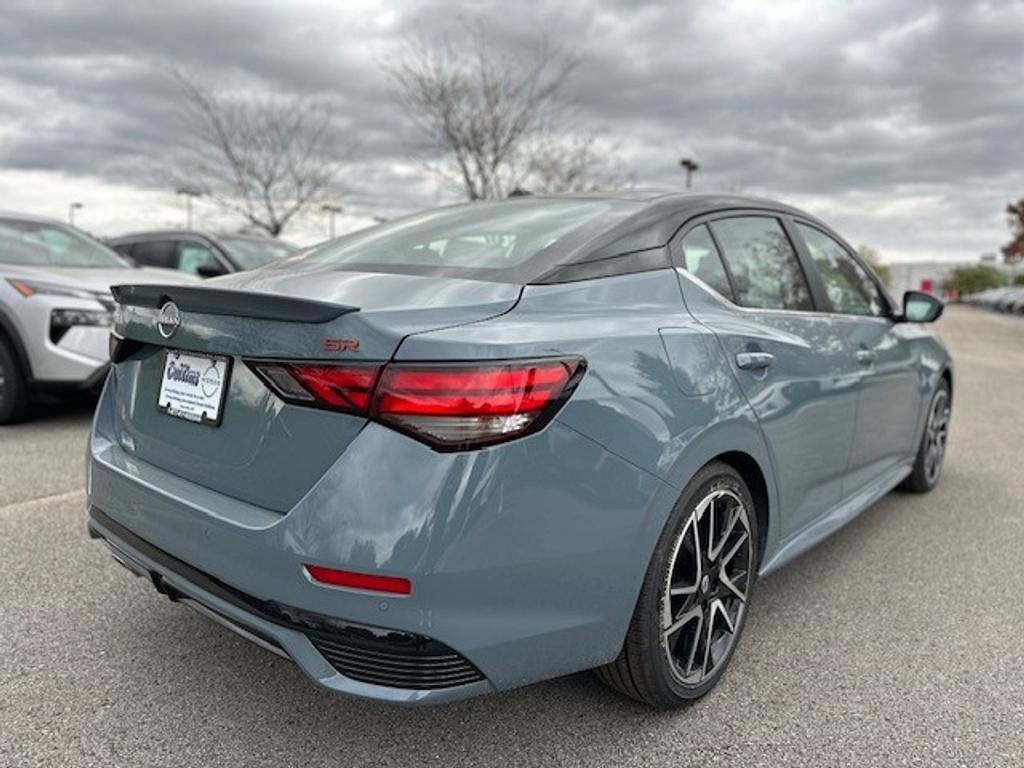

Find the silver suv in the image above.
[{"left": 0, "top": 212, "right": 195, "bottom": 423}]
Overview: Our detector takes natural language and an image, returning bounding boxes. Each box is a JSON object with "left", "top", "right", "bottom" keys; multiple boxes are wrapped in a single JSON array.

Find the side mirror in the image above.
[
  {"left": 196, "top": 262, "right": 228, "bottom": 279},
  {"left": 901, "top": 290, "right": 944, "bottom": 323}
]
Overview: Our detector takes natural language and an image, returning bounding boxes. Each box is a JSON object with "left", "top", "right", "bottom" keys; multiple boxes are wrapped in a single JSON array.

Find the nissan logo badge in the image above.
[{"left": 156, "top": 301, "right": 181, "bottom": 339}]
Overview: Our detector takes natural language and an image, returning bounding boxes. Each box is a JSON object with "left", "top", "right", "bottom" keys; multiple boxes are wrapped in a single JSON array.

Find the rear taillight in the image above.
[
  {"left": 248, "top": 362, "right": 382, "bottom": 415},
  {"left": 246, "top": 357, "right": 585, "bottom": 450}
]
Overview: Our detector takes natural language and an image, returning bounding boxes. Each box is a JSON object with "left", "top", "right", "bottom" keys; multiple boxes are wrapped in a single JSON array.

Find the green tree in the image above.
[
  {"left": 1002, "top": 198, "right": 1024, "bottom": 264},
  {"left": 943, "top": 265, "right": 1006, "bottom": 295},
  {"left": 857, "top": 245, "right": 890, "bottom": 286},
  {"left": 1014, "top": 273, "right": 1024, "bottom": 286}
]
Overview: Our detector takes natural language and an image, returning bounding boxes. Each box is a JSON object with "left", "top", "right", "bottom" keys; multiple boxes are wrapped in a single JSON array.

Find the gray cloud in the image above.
[{"left": 0, "top": 0, "right": 1021, "bottom": 257}]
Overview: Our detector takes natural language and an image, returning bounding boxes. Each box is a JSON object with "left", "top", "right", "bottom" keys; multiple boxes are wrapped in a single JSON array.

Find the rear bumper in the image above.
[
  {"left": 87, "top": 372, "right": 675, "bottom": 703},
  {"left": 88, "top": 507, "right": 491, "bottom": 704}
]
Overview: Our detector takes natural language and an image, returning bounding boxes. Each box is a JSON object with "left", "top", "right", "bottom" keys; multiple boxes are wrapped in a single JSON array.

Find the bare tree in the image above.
[
  {"left": 385, "top": 23, "right": 621, "bottom": 199},
  {"left": 166, "top": 72, "right": 342, "bottom": 236}
]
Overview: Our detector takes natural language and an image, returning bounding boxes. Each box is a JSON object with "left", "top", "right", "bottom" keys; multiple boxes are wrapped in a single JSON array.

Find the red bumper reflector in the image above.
[{"left": 305, "top": 564, "right": 412, "bottom": 595}]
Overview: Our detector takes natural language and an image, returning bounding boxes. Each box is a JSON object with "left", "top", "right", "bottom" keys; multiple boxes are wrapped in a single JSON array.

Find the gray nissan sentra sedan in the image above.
[{"left": 87, "top": 192, "right": 951, "bottom": 707}]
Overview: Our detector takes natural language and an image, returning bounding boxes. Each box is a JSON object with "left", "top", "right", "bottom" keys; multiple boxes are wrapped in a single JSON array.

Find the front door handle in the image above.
[
  {"left": 735, "top": 351, "right": 775, "bottom": 370},
  {"left": 856, "top": 349, "right": 877, "bottom": 365}
]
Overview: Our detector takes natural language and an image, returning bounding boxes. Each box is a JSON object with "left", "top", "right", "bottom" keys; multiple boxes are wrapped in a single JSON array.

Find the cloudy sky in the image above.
[{"left": 0, "top": 0, "right": 1021, "bottom": 259}]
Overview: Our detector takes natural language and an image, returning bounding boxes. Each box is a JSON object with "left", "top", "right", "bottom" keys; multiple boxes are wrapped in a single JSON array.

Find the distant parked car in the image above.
[
  {"left": 995, "top": 289, "right": 1024, "bottom": 313},
  {"left": 967, "top": 287, "right": 1017, "bottom": 309},
  {"left": 0, "top": 212, "right": 195, "bottom": 424},
  {"left": 107, "top": 231, "right": 296, "bottom": 278}
]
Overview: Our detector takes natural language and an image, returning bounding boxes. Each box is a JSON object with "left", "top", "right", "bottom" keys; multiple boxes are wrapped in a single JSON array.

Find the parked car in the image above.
[
  {"left": 995, "top": 288, "right": 1024, "bottom": 313},
  {"left": 0, "top": 212, "right": 196, "bottom": 423},
  {"left": 965, "top": 286, "right": 1016, "bottom": 309},
  {"left": 87, "top": 192, "right": 951, "bottom": 708},
  {"left": 106, "top": 231, "right": 296, "bottom": 278}
]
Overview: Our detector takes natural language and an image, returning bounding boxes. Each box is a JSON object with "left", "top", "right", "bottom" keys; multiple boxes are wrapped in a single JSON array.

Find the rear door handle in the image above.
[
  {"left": 856, "top": 349, "right": 877, "bottom": 365},
  {"left": 735, "top": 352, "right": 775, "bottom": 370}
]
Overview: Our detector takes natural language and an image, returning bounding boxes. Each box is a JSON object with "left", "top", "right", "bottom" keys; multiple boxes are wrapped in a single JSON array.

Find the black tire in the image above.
[
  {"left": 900, "top": 378, "right": 951, "bottom": 493},
  {"left": 596, "top": 461, "right": 759, "bottom": 708},
  {"left": 0, "top": 334, "right": 31, "bottom": 425}
]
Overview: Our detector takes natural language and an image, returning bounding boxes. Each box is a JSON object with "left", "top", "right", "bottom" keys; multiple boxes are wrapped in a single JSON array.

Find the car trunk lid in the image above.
[{"left": 109, "top": 269, "right": 521, "bottom": 512}]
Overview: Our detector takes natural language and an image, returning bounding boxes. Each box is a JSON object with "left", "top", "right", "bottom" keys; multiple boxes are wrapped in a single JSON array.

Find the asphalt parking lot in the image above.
[{"left": 1, "top": 305, "right": 1021, "bottom": 768}]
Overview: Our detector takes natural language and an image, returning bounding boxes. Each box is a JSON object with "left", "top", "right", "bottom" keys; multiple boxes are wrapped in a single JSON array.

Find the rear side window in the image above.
[
  {"left": 130, "top": 240, "right": 178, "bottom": 269},
  {"left": 680, "top": 225, "right": 733, "bottom": 300},
  {"left": 796, "top": 224, "right": 885, "bottom": 317},
  {"left": 710, "top": 217, "right": 813, "bottom": 311}
]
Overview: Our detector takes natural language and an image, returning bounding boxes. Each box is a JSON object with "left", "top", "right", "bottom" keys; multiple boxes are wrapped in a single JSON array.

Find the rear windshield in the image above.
[
  {"left": 0, "top": 218, "right": 127, "bottom": 268},
  {"left": 297, "top": 199, "right": 644, "bottom": 282}
]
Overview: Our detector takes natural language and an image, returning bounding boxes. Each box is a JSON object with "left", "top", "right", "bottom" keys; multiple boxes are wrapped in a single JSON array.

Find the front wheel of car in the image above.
[
  {"left": 900, "top": 378, "right": 951, "bottom": 493},
  {"left": 0, "top": 335, "right": 30, "bottom": 425},
  {"left": 596, "top": 461, "right": 758, "bottom": 708}
]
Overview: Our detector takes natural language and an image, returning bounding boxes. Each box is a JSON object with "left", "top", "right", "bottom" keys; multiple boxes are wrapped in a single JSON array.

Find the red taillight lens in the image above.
[
  {"left": 305, "top": 564, "right": 411, "bottom": 595},
  {"left": 374, "top": 359, "right": 583, "bottom": 448},
  {"left": 248, "top": 362, "right": 382, "bottom": 414},
  {"left": 246, "top": 357, "right": 585, "bottom": 449}
]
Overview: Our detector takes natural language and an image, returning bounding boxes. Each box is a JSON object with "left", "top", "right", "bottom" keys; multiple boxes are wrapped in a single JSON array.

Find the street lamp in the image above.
[
  {"left": 679, "top": 157, "right": 700, "bottom": 189},
  {"left": 68, "top": 202, "right": 83, "bottom": 226},
  {"left": 175, "top": 187, "right": 203, "bottom": 229},
  {"left": 321, "top": 204, "right": 344, "bottom": 239}
]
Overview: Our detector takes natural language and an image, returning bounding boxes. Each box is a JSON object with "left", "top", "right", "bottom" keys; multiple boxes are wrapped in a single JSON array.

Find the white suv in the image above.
[{"left": 0, "top": 212, "right": 195, "bottom": 423}]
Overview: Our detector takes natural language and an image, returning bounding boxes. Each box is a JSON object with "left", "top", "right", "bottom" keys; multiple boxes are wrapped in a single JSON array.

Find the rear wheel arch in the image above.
[
  {"left": 706, "top": 451, "right": 770, "bottom": 570},
  {"left": 940, "top": 367, "right": 953, "bottom": 406}
]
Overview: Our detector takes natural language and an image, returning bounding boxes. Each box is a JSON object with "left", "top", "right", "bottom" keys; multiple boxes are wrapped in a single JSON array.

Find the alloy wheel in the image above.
[
  {"left": 924, "top": 389, "right": 950, "bottom": 485},
  {"left": 661, "top": 488, "right": 752, "bottom": 686}
]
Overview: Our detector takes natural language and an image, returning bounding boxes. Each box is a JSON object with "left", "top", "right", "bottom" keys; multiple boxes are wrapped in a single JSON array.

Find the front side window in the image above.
[
  {"left": 680, "top": 225, "right": 733, "bottom": 300},
  {"left": 178, "top": 242, "right": 219, "bottom": 275},
  {"left": 796, "top": 224, "right": 885, "bottom": 317},
  {"left": 710, "top": 217, "right": 813, "bottom": 311}
]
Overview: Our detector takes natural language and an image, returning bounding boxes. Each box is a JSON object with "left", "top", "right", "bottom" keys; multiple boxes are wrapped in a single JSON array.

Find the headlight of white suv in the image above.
[
  {"left": 49, "top": 308, "right": 112, "bottom": 343},
  {"left": 7, "top": 278, "right": 109, "bottom": 302}
]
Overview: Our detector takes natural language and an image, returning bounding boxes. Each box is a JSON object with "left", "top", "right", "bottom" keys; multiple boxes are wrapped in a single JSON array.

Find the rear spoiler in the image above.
[{"left": 110, "top": 284, "right": 359, "bottom": 324}]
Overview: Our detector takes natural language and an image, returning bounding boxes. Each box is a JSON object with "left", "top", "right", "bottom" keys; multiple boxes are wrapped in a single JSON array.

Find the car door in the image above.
[
  {"left": 791, "top": 222, "right": 921, "bottom": 494},
  {"left": 676, "top": 214, "right": 862, "bottom": 538}
]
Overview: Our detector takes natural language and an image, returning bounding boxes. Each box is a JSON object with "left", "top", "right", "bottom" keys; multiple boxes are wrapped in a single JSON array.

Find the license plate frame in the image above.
[{"left": 156, "top": 349, "right": 232, "bottom": 427}]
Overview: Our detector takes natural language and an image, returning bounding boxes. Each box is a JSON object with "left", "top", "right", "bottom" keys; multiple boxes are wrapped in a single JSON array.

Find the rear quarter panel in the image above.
[{"left": 397, "top": 269, "right": 781, "bottom": 571}]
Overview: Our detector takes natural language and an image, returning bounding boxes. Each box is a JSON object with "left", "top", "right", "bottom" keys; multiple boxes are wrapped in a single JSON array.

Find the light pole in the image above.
[
  {"left": 321, "top": 204, "right": 344, "bottom": 239},
  {"left": 68, "top": 202, "right": 83, "bottom": 226},
  {"left": 175, "top": 187, "right": 202, "bottom": 229},
  {"left": 679, "top": 157, "right": 700, "bottom": 189}
]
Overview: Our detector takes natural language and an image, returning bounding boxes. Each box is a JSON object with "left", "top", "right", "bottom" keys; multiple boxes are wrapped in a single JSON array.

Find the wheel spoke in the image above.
[
  {"left": 710, "top": 598, "right": 735, "bottom": 634},
  {"left": 700, "top": 603, "right": 714, "bottom": 675},
  {"left": 720, "top": 568, "right": 748, "bottom": 602},
  {"left": 670, "top": 583, "right": 698, "bottom": 596},
  {"left": 709, "top": 498, "right": 741, "bottom": 562},
  {"left": 683, "top": 609, "right": 704, "bottom": 678},
  {"left": 720, "top": 528, "right": 748, "bottom": 568}
]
